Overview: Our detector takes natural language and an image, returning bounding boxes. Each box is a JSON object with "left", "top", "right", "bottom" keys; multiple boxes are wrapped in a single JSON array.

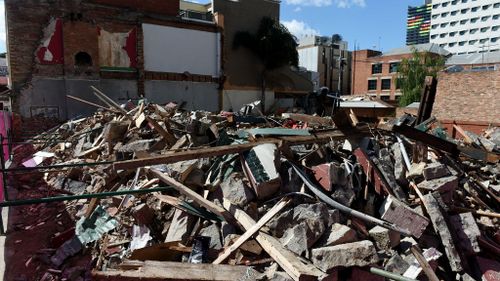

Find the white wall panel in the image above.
[{"left": 143, "top": 23, "right": 219, "bottom": 76}]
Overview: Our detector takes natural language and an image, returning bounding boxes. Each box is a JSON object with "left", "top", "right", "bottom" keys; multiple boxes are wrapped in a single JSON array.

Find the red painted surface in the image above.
[
  {"left": 353, "top": 148, "right": 388, "bottom": 195},
  {"left": 124, "top": 28, "right": 137, "bottom": 68},
  {"left": 312, "top": 163, "right": 333, "bottom": 192},
  {"left": 36, "top": 18, "right": 64, "bottom": 64},
  {"left": 477, "top": 257, "right": 500, "bottom": 281}
]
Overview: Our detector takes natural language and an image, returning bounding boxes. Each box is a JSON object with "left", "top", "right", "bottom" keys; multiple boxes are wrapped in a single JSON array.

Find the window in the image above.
[
  {"left": 450, "top": 32, "right": 456, "bottom": 36},
  {"left": 469, "top": 40, "right": 477, "bottom": 45},
  {"left": 459, "top": 41, "right": 466, "bottom": 46},
  {"left": 442, "top": 2, "right": 449, "bottom": 7},
  {"left": 450, "top": 21, "right": 458, "bottom": 26},
  {"left": 368, "top": 80, "right": 377, "bottom": 91},
  {"left": 492, "top": 37, "right": 499, "bottom": 43},
  {"left": 381, "top": 79, "right": 391, "bottom": 90},
  {"left": 493, "top": 25, "right": 500, "bottom": 31},
  {"left": 470, "top": 28, "right": 478, "bottom": 34},
  {"left": 470, "top": 17, "right": 479, "bottom": 23},
  {"left": 493, "top": 14, "right": 500, "bottom": 19},
  {"left": 459, "top": 30, "right": 467, "bottom": 35},
  {"left": 451, "top": 11, "right": 458, "bottom": 15},
  {"left": 460, "top": 19, "right": 468, "bottom": 24},
  {"left": 483, "top": 5, "right": 491, "bottom": 10},
  {"left": 380, "top": 96, "right": 390, "bottom": 101},
  {"left": 451, "top": 0, "right": 458, "bottom": 4},
  {"left": 395, "top": 78, "right": 402, "bottom": 90},
  {"left": 480, "top": 38, "right": 488, "bottom": 44},
  {"left": 439, "top": 43, "right": 446, "bottom": 47},
  {"left": 471, "top": 7, "right": 479, "bottom": 12},
  {"left": 431, "top": 34, "right": 438, "bottom": 39},
  {"left": 432, "top": 24, "right": 438, "bottom": 29},
  {"left": 433, "top": 4, "right": 440, "bottom": 8},
  {"left": 441, "top": 12, "right": 449, "bottom": 17},
  {"left": 372, "top": 63, "right": 382, "bottom": 74},
  {"left": 389, "top": 62, "right": 400, "bottom": 73},
  {"left": 495, "top": 3, "right": 500, "bottom": 8},
  {"left": 432, "top": 14, "right": 439, "bottom": 19},
  {"left": 440, "top": 23, "right": 448, "bottom": 27},
  {"left": 461, "top": 0, "right": 468, "bottom": 3},
  {"left": 449, "top": 42, "right": 456, "bottom": 47},
  {"left": 461, "top": 8, "right": 469, "bottom": 14},
  {"left": 481, "top": 27, "right": 490, "bottom": 32},
  {"left": 482, "top": 16, "right": 491, "bottom": 21}
]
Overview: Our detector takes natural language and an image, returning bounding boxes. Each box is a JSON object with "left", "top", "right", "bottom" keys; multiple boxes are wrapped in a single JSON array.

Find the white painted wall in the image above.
[
  {"left": 298, "top": 46, "right": 319, "bottom": 72},
  {"left": 223, "top": 90, "right": 275, "bottom": 112},
  {"left": 142, "top": 23, "right": 220, "bottom": 76}
]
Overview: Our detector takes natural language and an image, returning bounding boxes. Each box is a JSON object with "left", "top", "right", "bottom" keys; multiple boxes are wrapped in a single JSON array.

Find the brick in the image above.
[
  {"left": 379, "top": 195, "right": 429, "bottom": 238},
  {"left": 417, "top": 175, "right": 458, "bottom": 193},
  {"left": 450, "top": 212, "right": 481, "bottom": 256}
]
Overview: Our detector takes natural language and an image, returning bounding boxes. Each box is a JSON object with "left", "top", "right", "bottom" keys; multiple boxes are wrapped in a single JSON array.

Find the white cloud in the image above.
[
  {"left": 282, "top": 20, "right": 320, "bottom": 39},
  {"left": 0, "top": 1, "right": 5, "bottom": 53},
  {"left": 285, "top": 0, "right": 365, "bottom": 8},
  {"left": 334, "top": 0, "right": 366, "bottom": 8}
]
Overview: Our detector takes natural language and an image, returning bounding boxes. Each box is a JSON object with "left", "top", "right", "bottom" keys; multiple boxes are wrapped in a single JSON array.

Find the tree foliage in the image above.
[
  {"left": 398, "top": 48, "right": 445, "bottom": 107},
  {"left": 233, "top": 17, "right": 299, "bottom": 71}
]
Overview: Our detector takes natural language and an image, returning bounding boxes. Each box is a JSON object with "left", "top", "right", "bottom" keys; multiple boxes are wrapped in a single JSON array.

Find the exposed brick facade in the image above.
[
  {"left": 89, "top": 0, "right": 179, "bottom": 17},
  {"left": 433, "top": 70, "right": 500, "bottom": 131},
  {"left": 352, "top": 50, "right": 409, "bottom": 101}
]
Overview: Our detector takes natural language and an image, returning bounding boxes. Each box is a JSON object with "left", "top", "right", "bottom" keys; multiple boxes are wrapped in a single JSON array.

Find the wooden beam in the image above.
[
  {"left": 145, "top": 116, "right": 177, "bottom": 146},
  {"left": 223, "top": 200, "right": 326, "bottom": 281},
  {"left": 66, "top": 95, "right": 115, "bottom": 112},
  {"left": 92, "top": 260, "right": 256, "bottom": 281},
  {"left": 148, "top": 168, "right": 230, "bottom": 222},
  {"left": 452, "top": 124, "right": 473, "bottom": 144},
  {"left": 410, "top": 245, "right": 440, "bottom": 281},
  {"left": 392, "top": 124, "right": 460, "bottom": 156},
  {"left": 114, "top": 129, "right": 360, "bottom": 170},
  {"left": 213, "top": 198, "right": 291, "bottom": 264}
]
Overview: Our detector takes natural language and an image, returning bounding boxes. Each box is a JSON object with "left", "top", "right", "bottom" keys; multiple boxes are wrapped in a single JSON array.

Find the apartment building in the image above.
[
  {"left": 430, "top": 0, "right": 500, "bottom": 55},
  {"left": 297, "top": 35, "right": 351, "bottom": 95},
  {"left": 407, "top": 3, "right": 432, "bottom": 45}
]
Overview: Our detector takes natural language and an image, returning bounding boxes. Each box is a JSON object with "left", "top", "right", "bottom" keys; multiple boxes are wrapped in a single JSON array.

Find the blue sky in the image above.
[
  {"left": 281, "top": 0, "right": 425, "bottom": 51},
  {"left": 0, "top": 0, "right": 425, "bottom": 53}
]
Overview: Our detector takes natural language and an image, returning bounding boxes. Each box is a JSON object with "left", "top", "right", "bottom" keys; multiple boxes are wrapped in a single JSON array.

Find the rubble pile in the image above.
[{"left": 9, "top": 93, "right": 500, "bottom": 281}]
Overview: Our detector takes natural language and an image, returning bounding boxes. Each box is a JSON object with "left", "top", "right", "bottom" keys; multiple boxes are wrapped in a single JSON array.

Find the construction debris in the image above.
[{"left": 3, "top": 89, "right": 499, "bottom": 281}]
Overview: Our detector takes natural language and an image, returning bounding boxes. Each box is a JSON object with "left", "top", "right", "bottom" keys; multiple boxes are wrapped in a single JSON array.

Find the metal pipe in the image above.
[
  {"left": 290, "top": 162, "right": 412, "bottom": 236},
  {"left": 369, "top": 268, "right": 417, "bottom": 281},
  {"left": 0, "top": 186, "right": 172, "bottom": 207},
  {"left": 396, "top": 135, "right": 412, "bottom": 171}
]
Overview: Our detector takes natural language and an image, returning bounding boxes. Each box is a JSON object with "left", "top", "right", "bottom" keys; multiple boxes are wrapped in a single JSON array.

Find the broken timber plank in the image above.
[
  {"left": 410, "top": 245, "right": 440, "bottom": 281},
  {"left": 114, "top": 129, "right": 361, "bottom": 170},
  {"left": 392, "top": 124, "right": 460, "bottom": 156},
  {"left": 281, "top": 113, "right": 333, "bottom": 126},
  {"left": 148, "top": 168, "right": 231, "bottom": 222},
  {"left": 92, "top": 260, "right": 256, "bottom": 281},
  {"left": 145, "top": 116, "right": 176, "bottom": 146},
  {"left": 223, "top": 200, "right": 328, "bottom": 281},
  {"left": 66, "top": 95, "right": 116, "bottom": 112},
  {"left": 213, "top": 198, "right": 291, "bottom": 264}
]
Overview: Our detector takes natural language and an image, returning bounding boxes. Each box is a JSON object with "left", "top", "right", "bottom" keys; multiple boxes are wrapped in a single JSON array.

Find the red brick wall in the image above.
[
  {"left": 63, "top": 21, "right": 100, "bottom": 77},
  {"left": 352, "top": 50, "right": 412, "bottom": 100},
  {"left": 434, "top": 70, "right": 500, "bottom": 125},
  {"left": 89, "top": 0, "right": 179, "bottom": 17}
]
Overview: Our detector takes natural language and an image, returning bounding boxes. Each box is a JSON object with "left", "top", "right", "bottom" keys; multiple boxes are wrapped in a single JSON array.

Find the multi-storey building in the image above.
[
  {"left": 430, "top": 0, "right": 500, "bottom": 55},
  {"left": 297, "top": 35, "right": 351, "bottom": 95},
  {"left": 407, "top": 3, "right": 432, "bottom": 45}
]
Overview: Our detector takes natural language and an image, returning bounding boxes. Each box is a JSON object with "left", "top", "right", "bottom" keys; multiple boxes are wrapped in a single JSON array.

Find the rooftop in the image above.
[
  {"left": 382, "top": 43, "right": 451, "bottom": 57},
  {"left": 446, "top": 51, "right": 500, "bottom": 65}
]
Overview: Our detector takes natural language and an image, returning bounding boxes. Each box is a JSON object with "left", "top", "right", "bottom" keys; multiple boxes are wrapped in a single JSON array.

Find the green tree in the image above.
[
  {"left": 233, "top": 17, "right": 299, "bottom": 111},
  {"left": 398, "top": 48, "right": 445, "bottom": 107}
]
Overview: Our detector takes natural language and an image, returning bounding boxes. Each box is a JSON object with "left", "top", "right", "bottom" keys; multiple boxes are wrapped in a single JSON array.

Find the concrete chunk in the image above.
[
  {"left": 423, "top": 162, "right": 451, "bottom": 180},
  {"left": 279, "top": 222, "right": 310, "bottom": 255},
  {"left": 417, "top": 175, "right": 458, "bottom": 193},
  {"left": 385, "top": 254, "right": 410, "bottom": 275},
  {"left": 318, "top": 223, "right": 357, "bottom": 247},
  {"left": 311, "top": 240, "right": 379, "bottom": 271},
  {"left": 450, "top": 212, "right": 481, "bottom": 255},
  {"left": 199, "top": 223, "right": 223, "bottom": 250},
  {"left": 221, "top": 172, "right": 255, "bottom": 207},
  {"left": 423, "top": 193, "right": 463, "bottom": 272},
  {"left": 369, "top": 226, "right": 400, "bottom": 250},
  {"left": 380, "top": 195, "right": 429, "bottom": 238}
]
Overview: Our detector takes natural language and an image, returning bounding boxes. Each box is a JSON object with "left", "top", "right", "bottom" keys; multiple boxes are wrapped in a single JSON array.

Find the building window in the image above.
[
  {"left": 441, "top": 12, "right": 449, "bottom": 17},
  {"left": 432, "top": 24, "right": 438, "bottom": 29},
  {"left": 440, "top": 33, "right": 447, "bottom": 38},
  {"left": 459, "top": 30, "right": 467, "bottom": 35},
  {"left": 471, "top": 6, "right": 479, "bottom": 12},
  {"left": 493, "top": 14, "right": 500, "bottom": 19},
  {"left": 480, "top": 38, "right": 489, "bottom": 44},
  {"left": 449, "top": 42, "right": 456, "bottom": 47},
  {"left": 493, "top": 25, "right": 500, "bottom": 31},
  {"left": 469, "top": 40, "right": 477, "bottom": 45},
  {"left": 492, "top": 37, "right": 499, "bottom": 43},
  {"left": 461, "top": 8, "right": 469, "bottom": 14},
  {"left": 395, "top": 78, "right": 402, "bottom": 90},
  {"left": 442, "top": 2, "right": 449, "bottom": 7},
  {"left": 389, "top": 62, "right": 400, "bottom": 73},
  {"left": 450, "top": 32, "right": 456, "bottom": 36},
  {"left": 451, "top": 11, "right": 458, "bottom": 15},
  {"left": 381, "top": 79, "right": 391, "bottom": 90},
  {"left": 440, "top": 23, "right": 448, "bottom": 27},
  {"left": 470, "top": 28, "right": 478, "bottom": 34},
  {"left": 459, "top": 41, "right": 466, "bottom": 46},
  {"left": 470, "top": 17, "right": 479, "bottom": 23},
  {"left": 431, "top": 34, "right": 438, "bottom": 39},
  {"left": 460, "top": 19, "right": 468, "bottom": 24},
  {"left": 483, "top": 5, "right": 491, "bottom": 10},
  {"left": 481, "top": 27, "right": 490, "bottom": 32},
  {"left": 368, "top": 80, "right": 377, "bottom": 91},
  {"left": 372, "top": 63, "right": 382, "bottom": 74},
  {"left": 462, "top": 0, "right": 468, "bottom": 3},
  {"left": 482, "top": 16, "right": 491, "bottom": 21},
  {"left": 494, "top": 3, "right": 500, "bottom": 8},
  {"left": 451, "top": 0, "right": 458, "bottom": 4},
  {"left": 450, "top": 21, "right": 458, "bottom": 26}
]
